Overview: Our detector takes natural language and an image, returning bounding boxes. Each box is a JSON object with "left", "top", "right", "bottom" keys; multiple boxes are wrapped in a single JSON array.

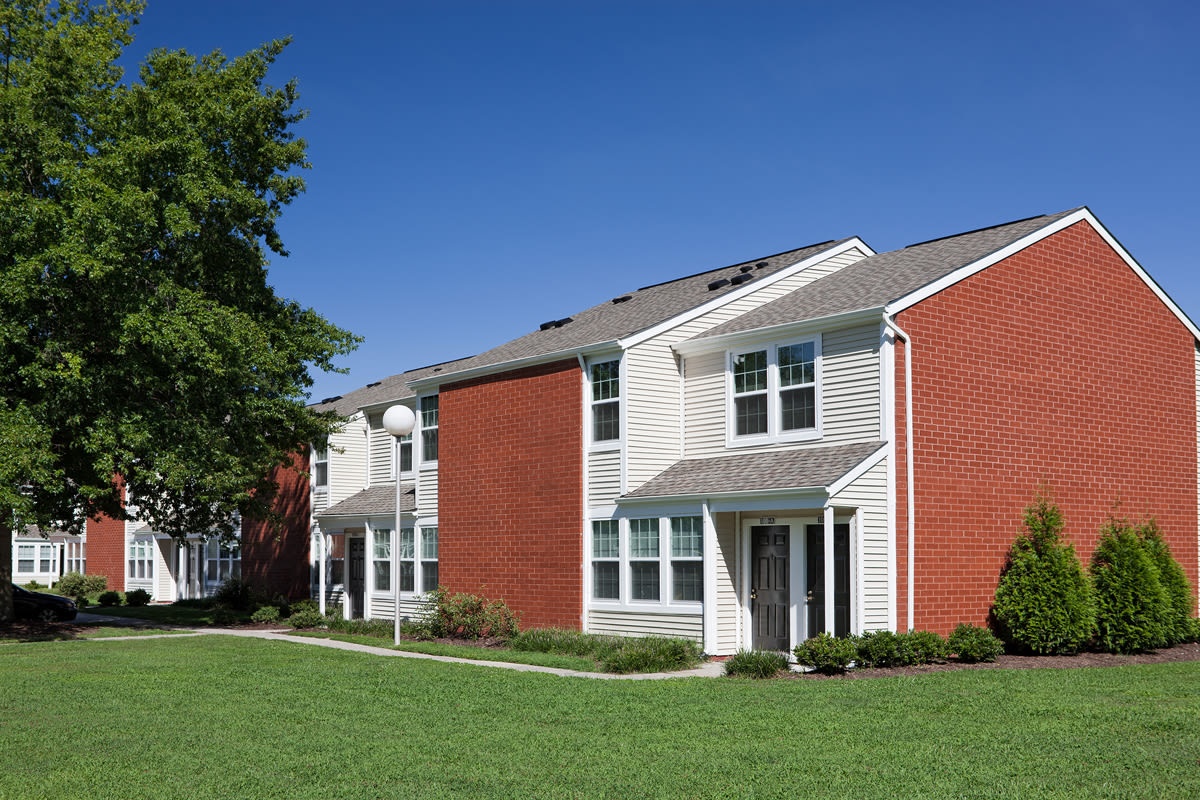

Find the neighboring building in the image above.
[
  {"left": 307, "top": 207, "right": 1199, "bottom": 654},
  {"left": 10, "top": 526, "right": 86, "bottom": 587}
]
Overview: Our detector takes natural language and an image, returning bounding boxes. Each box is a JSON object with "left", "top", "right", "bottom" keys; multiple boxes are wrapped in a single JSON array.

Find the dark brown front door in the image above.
[
  {"left": 751, "top": 525, "right": 789, "bottom": 651},
  {"left": 348, "top": 538, "right": 366, "bottom": 619},
  {"left": 805, "top": 523, "right": 850, "bottom": 638}
]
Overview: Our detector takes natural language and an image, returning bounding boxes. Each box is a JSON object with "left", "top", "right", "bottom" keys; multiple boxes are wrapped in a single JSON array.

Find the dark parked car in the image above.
[{"left": 12, "top": 584, "right": 78, "bottom": 622}]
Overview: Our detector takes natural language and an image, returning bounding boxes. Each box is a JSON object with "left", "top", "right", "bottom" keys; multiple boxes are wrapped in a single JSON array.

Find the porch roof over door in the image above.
[
  {"left": 316, "top": 483, "right": 416, "bottom": 524},
  {"left": 621, "top": 441, "right": 886, "bottom": 501}
]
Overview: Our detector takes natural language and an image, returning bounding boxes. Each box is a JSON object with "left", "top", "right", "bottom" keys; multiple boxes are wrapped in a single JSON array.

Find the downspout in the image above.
[{"left": 883, "top": 314, "right": 915, "bottom": 631}]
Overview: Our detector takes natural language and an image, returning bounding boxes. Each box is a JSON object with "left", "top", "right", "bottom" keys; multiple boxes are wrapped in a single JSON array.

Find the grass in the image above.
[
  {"left": 1, "top": 635, "right": 1198, "bottom": 799},
  {"left": 292, "top": 631, "right": 600, "bottom": 671},
  {"left": 79, "top": 627, "right": 193, "bottom": 639},
  {"left": 81, "top": 603, "right": 252, "bottom": 626}
]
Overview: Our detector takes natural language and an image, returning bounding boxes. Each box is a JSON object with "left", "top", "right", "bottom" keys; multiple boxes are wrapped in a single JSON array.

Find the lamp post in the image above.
[{"left": 382, "top": 404, "right": 416, "bottom": 645}]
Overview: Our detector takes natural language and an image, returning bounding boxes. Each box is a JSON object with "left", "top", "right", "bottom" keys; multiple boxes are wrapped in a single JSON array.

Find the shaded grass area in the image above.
[
  {"left": 291, "top": 631, "right": 600, "bottom": 671},
  {"left": 81, "top": 604, "right": 252, "bottom": 626},
  {"left": 2, "top": 636, "right": 1199, "bottom": 799},
  {"left": 79, "top": 627, "right": 193, "bottom": 639}
]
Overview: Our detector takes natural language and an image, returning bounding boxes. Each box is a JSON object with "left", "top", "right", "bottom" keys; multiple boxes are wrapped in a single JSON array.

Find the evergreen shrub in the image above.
[
  {"left": 723, "top": 649, "right": 789, "bottom": 678},
  {"left": 1139, "top": 523, "right": 1194, "bottom": 646},
  {"left": 419, "top": 587, "right": 520, "bottom": 640},
  {"left": 993, "top": 492, "right": 1095, "bottom": 654},
  {"left": 97, "top": 590, "right": 122, "bottom": 607},
  {"left": 794, "top": 633, "right": 857, "bottom": 674},
  {"left": 947, "top": 623, "right": 1004, "bottom": 663},
  {"left": 250, "top": 605, "right": 280, "bottom": 623},
  {"left": 287, "top": 607, "right": 326, "bottom": 629},
  {"left": 125, "top": 588, "right": 151, "bottom": 606},
  {"left": 1092, "top": 517, "right": 1169, "bottom": 653},
  {"left": 53, "top": 572, "right": 107, "bottom": 598}
]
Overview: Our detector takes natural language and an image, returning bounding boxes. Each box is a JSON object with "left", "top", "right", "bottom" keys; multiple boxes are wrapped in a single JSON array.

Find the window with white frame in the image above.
[
  {"left": 420, "top": 396, "right": 439, "bottom": 463},
  {"left": 670, "top": 517, "right": 704, "bottom": 602},
  {"left": 372, "top": 529, "right": 391, "bottom": 592},
  {"left": 66, "top": 540, "right": 85, "bottom": 574},
  {"left": 129, "top": 539, "right": 153, "bottom": 580},
  {"left": 420, "top": 526, "right": 438, "bottom": 592},
  {"left": 393, "top": 433, "right": 413, "bottom": 477},
  {"left": 39, "top": 544, "right": 53, "bottom": 573},
  {"left": 729, "top": 337, "right": 819, "bottom": 442},
  {"left": 17, "top": 544, "right": 34, "bottom": 573},
  {"left": 590, "top": 359, "right": 620, "bottom": 443},
  {"left": 313, "top": 446, "right": 329, "bottom": 489},
  {"left": 398, "top": 527, "right": 415, "bottom": 592},
  {"left": 591, "top": 520, "right": 620, "bottom": 600},
  {"left": 629, "top": 518, "right": 660, "bottom": 601},
  {"left": 205, "top": 539, "right": 239, "bottom": 584}
]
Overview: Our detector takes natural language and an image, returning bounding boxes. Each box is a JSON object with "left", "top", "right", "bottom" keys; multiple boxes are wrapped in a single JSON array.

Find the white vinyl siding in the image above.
[
  {"left": 830, "top": 457, "right": 890, "bottom": 631},
  {"left": 682, "top": 321, "right": 881, "bottom": 459},
  {"left": 368, "top": 412, "right": 393, "bottom": 486},
  {"left": 368, "top": 595, "right": 429, "bottom": 622},
  {"left": 713, "top": 512, "right": 740, "bottom": 654},
  {"left": 329, "top": 416, "right": 369, "bottom": 505},
  {"left": 588, "top": 447, "right": 622, "bottom": 505},
  {"left": 624, "top": 247, "right": 871, "bottom": 494},
  {"left": 586, "top": 610, "right": 704, "bottom": 642},
  {"left": 417, "top": 467, "right": 438, "bottom": 515},
  {"left": 156, "top": 539, "right": 175, "bottom": 602}
]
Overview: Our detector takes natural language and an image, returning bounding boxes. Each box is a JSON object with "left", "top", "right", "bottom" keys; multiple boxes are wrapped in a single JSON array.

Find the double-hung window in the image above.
[
  {"left": 670, "top": 517, "right": 704, "bottom": 601},
  {"left": 420, "top": 396, "right": 439, "bottom": 463},
  {"left": 129, "top": 540, "right": 154, "bottom": 580},
  {"left": 398, "top": 528, "right": 415, "bottom": 592},
  {"left": 591, "top": 521, "right": 620, "bottom": 600},
  {"left": 629, "top": 518, "right": 660, "bottom": 601},
  {"left": 420, "top": 527, "right": 438, "bottom": 592},
  {"left": 395, "top": 433, "right": 412, "bottom": 476},
  {"left": 729, "top": 336, "right": 820, "bottom": 443},
  {"left": 205, "top": 540, "right": 238, "bottom": 583},
  {"left": 313, "top": 446, "right": 329, "bottom": 489},
  {"left": 17, "top": 544, "right": 34, "bottom": 573},
  {"left": 372, "top": 529, "right": 391, "bottom": 592},
  {"left": 590, "top": 359, "right": 620, "bottom": 444},
  {"left": 66, "top": 540, "right": 85, "bottom": 574}
]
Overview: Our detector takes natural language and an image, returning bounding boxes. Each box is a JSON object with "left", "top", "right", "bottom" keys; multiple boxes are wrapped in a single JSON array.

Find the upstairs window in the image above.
[
  {"left": 728, "top": 336, "right": 821, "bottom": 444},
  {"left": 420, "top": 396, "right": 439, "bottom": 463},
  {"left": 590, "top": 360, "right": 620, "bottom": 443},
  {"left": 313, "top": 446, "right": 329, "bottom": 489},
  {"left": 391, "top": 433, "right": 412, "bottom": 478}
]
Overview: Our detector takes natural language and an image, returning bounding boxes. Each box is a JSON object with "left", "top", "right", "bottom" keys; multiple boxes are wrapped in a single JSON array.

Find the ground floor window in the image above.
[
  {"left": 590, "top": 515, "right": 704, "bottom": 607},
  {"left": 16, "top": 544, "right": 34, "bottom": 573},
  {"left": 372, "top": 528, "right": 391, "bottom": 592},
  {"left": 398, "top": 527, "right": 415, "bottom": 592},
  {"left": 329, "top": 533, "right": 345, "bottom": 585},
  {"left": 129, "top": 539, "right": 153, "bottom": 580},
  {"left": 65, "top": 540, "right": 85, "bottom": 574},
  {"left": 205, "top": 539, "right": 240, "bottom": 584},
  {"left": 420, "top": 527, "right": 438, "bottom": 593}
]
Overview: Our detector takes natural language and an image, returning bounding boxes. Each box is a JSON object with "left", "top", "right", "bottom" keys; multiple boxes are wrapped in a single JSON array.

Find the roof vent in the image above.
[
  {"left": 320, "top": 395, "right": 342, "bottom": 404},
  {"left": 612, "top": 295, "right": 632, "bottom": 304},
  {"left": 739, "top": 265, "right": 754, "bottom": 273},
  {"left": 756, "top": 261, "right": 769, "bottom": 269},
  {"left": 730, "top": 273, "right": 754, "bottom": 286},
  {"left": 539, "top": 317, "right": 574, "bottom": 331},
  {"left": 366, "top": 381, "right": 382, "bottom": 388},
  {"left": 707, "top": 278, "right": 730, "bottom": 291}
]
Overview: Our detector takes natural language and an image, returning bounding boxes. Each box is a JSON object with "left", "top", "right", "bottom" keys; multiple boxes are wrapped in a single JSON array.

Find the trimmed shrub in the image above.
[
  {"left": 1140, "top": 523, "right": 1194, "bottom": 646},
  {"left": 419, "top": 587, "right": 520, "bottom": 641},
  {"left": 97, "top": 590, "right": 122, "bottom": 607},
  {"left": 250, "top": 605, "right": 281, "bottom": 623},
  {"left": 993, "top": 492, "right": 1095, "bottom": 654},
  {"left": 1092, "top": 517, "right": 1169, "bottom": 653},
  {"left": 856, "top": 630, "right": 946, "bottom": 667},
  {"left": 53, "top": 571, "right": 107, "bottom": 598},
  {"left": 907, "top": 630, "right": 948, "bottom": 663},
  {"left": 211, "top": 577, "right": 254, "bottom": 611},
  {"left": 794, "top": 633, "right": 857, "bottom": 674},
  {"left": 948, "top": 623, "right": 1004, "bottom": 663},
  {"left": 724, "top": 649, "right": 789, "bottom": 679},
  {"left": 125, "top": 588, "right": 151, "bottom": 607},
  {"left": 287, "top": 607, "right": 326, "bottom": 629},
  {"left": 1187, "top": 618, "right": 1200, "bottom": 644}
]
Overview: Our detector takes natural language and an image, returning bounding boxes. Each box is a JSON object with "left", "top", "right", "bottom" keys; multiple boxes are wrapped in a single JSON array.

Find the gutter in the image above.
[{"left": 882, "top": 312, "right": 915, "bottom": 631}]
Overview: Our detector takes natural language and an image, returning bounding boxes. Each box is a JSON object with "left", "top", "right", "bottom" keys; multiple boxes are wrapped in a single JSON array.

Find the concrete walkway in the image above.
[{"left": 72, "top": 612, "right": 725, "bottom": 680}]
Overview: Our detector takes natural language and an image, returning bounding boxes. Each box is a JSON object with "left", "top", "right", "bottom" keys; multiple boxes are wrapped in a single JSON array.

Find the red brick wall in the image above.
[
  {"left": 86, "top": 479, "right": 127, "bottom": 592},
  {"left": 439, "top": 359, "right": 584, "bottom": 629},
  {"left": 894, "top": 220, "right": 1198, "bottom": 634},
  {"left": 241, "top": 450, "right": 312, "bottom": 600}
]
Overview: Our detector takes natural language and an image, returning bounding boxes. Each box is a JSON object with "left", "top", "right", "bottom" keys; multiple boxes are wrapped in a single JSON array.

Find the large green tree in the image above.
[{"left": 0, "top": 1, "right": 357, "bottom": 619}]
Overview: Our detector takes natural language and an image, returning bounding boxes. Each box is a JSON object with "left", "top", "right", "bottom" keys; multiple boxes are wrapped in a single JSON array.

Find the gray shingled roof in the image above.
[
  {"left": 425, "top": 240, "right": 852, "bottom": 381},
  {"left": 316, "top": 483, "right": 415, "bottom": 520},
  {"left": 310, "top": 356, "right": 476, "bottom": 416},
  {"left": 624, "top": 441, "right": 885, "bottom": 499},
  {"left": 694, "top": 209, "right": 1081, "bottom": 340}
]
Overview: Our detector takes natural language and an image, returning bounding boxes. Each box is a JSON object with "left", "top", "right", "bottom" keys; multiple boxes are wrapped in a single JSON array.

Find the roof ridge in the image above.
[
  {"left": 634, "top": 240, "right": 841, "bottom": 292},
  {"left": 903, "top": 207, "right": 1083, "bottom": 249}
]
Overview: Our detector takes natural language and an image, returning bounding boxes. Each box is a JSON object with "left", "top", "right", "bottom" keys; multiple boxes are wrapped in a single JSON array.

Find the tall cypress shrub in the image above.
[
  {"left": 1134, "top": 521, "right": 1193, "bottom": 647},
  {"left": 1091, "top": 517, "right": 1169, "bottom": 653},
  {"left": 993, "top": 492, "right": 1095, "bottom": 654}
]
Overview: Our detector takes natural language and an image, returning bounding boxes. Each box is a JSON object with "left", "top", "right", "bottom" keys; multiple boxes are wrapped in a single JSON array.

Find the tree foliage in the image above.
[
  {"left": 992, "top": 490, "right": 1095, "bottom": 654},
  {"left": 0, "top": 1, "right": 357, "bottom": 618}
]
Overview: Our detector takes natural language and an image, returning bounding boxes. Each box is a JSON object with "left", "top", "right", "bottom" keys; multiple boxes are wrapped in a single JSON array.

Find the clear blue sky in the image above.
[{"left": 123, "top": 0, "right": 1200, "bottom": 403}]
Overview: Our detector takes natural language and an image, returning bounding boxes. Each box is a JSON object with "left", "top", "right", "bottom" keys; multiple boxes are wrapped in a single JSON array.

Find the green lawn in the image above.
[
  {"left": 81, "top": 603, "right": 252, "bottom": 626},
  {"left": 2, "top": 636, "right": 1198, "bottom": 799},
  {"left": 292, "top": 630, "right": 602, "bottom": 671}
]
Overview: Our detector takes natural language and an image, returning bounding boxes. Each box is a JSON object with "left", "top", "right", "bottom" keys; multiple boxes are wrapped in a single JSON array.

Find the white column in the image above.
[
  {"left": 701, "top": 500, "right": 717, "bottom": 655},
  {"left": 317, "top": 527, "right": 326, "bottom": 616},
  {"left": 824, "top": 507, "right": 835, "bottom": 636}
]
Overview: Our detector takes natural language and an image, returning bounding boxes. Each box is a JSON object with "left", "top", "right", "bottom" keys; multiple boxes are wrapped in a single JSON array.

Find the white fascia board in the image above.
[
  {"left": 886, "top": 208, "right": 1200, "bottom": 340},
  {"left": 619, "top": 238, "right": 875, "bottom": 351},
  {"left": 358, "top": 397, "right": 414, "bottom": 416},
  {"left": 672, "top": 306, "right": 884, "bottom": 357},
  {"left": 406, "top": 341, "right": 616, "bottom": 391},
  {"left": 826, "top": 443, "right": 889, "bottom": 497}
]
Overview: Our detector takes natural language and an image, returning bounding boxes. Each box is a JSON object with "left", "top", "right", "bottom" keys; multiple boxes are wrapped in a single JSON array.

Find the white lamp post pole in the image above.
[{"left": 382, "top": 404, "right": 416, "bottom": 646}]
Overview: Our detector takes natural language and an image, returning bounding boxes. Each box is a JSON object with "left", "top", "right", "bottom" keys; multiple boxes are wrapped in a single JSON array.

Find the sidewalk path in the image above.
[{"left": 74, "top": 613, "right": 725, "bottom": 680}]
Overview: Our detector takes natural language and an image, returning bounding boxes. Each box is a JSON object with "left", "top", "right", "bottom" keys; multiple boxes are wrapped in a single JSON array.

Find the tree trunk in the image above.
[{"left": 1, "top": 505, "right": 14, "bottom": 622}]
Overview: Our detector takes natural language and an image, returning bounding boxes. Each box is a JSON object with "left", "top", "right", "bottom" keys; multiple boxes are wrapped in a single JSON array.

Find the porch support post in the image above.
[
  {"left": 701, "top": 499, "right": 717, "bottom": 655},
  {"left": 823, "top": 504, "right": 835, "bottom": 636},
  {"left": 317, "top": 526, "right": 326, "bottom": 616}
]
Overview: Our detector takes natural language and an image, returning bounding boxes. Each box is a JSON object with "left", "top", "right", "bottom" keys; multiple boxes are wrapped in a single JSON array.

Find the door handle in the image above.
[
  {"left": 750, "top": 588, "right": 757, "bottom": 601},
  {"left": 806, "top": 591, "right": 814, "bottom": 602}
]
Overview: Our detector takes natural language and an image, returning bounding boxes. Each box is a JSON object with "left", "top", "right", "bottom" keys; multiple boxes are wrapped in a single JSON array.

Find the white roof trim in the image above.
[
  {"left": 617, "top": 485, "right": 828, "bottom": 505},
  {"left": 619, "top": 237, "right": 875, "bottom": 350},
  {"left": 887, "top": 208, "right": 1200, "bottom": 340},
  {"left": 826, "top": 443, "right": 889, "bottom": 496},
  {"left": 407, "top": 341, "right": 613, "bottom": 390}
]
